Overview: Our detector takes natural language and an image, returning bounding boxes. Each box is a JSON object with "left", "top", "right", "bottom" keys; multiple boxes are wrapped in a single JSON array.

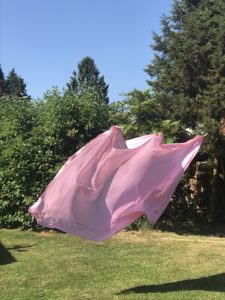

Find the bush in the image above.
[{"left": 0, "top": 89, "right": 109, "bottom": 227}]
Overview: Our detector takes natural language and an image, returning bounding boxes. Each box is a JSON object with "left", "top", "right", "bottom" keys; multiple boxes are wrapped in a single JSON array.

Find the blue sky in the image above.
[{"left": 0, "top": 0, "right": 173, "bottom": 101}]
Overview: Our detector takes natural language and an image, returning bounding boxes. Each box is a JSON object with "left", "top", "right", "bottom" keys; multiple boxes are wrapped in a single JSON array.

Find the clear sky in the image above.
[{"left": 0, "top": 0, "right": 173, "bottom": 101}]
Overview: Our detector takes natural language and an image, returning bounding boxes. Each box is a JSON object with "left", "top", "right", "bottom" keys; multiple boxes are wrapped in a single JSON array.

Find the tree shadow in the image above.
[
  {"left": 118, "top": 273, "right": 225, "bottom": 294},
  {"left": 0, "top": 242, "right": 37, "bottom": 265},
  {"left": 6, "top": 244, "right": 37, "bottom": 252},
  {"left": 0, "top": 242, "right": 16, "bottom": 265}
]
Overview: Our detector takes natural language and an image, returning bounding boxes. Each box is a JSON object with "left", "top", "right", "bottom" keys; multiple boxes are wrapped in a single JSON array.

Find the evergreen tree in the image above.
[
  {"left": 66, "top": 71, "right": 78, "bottom": 93},
  {"left": 146, "top": 0, "right": 225, "bottom": 222},
  {"left": 0, "top": 65, "right": 6, "bottom": 97},
  {"left": 77, "top": 56, "right": 100, "bottom": 90},
  {"left": 67, "top": 57, "right": 109, "bottom": 103},
  {"left": 6, "top": 68, "right": 27, "bottom": 97}
]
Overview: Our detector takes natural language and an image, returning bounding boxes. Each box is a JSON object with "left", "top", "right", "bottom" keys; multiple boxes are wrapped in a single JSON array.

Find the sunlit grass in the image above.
[{"left": 1, "top": 229, "right": 225, "bottom": 299}]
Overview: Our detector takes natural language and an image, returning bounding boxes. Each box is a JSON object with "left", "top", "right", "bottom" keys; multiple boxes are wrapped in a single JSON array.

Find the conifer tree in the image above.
[
  {"left": 6, "top": 68, "right": 27, "bottom": 97},
  {"left": 66, "top": 71, "right": 78, "bottom": 93},
  {"left": 0, "top": 65, "right": 6, "bottom": 97},
  {"left": 146, "top": 0, "right": 225, "bottom": 222},
  {"left": 67, "top": 57, "right": 109, "bottom": 103}
]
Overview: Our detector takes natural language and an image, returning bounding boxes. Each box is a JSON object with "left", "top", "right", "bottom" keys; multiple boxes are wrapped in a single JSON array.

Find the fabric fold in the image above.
[{"left": 29, "top": 127, "right": 204, "bottom": 241}]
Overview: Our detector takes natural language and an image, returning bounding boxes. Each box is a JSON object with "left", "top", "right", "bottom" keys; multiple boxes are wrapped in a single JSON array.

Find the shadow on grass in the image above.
[
  {"left": 0, "top": 242, "right": 16, "bottom": 265},
  {"left": 0, "top": 242, "right": 37, "bottom": 265},
  {"left": 118, "top": 273, "right": 225, "bottom": 294}
]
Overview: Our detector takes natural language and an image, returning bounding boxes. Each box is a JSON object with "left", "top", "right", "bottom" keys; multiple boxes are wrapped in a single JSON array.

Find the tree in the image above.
[
  {"left": 146, "top": 0, "right": 225, "bottom": 222},
  {"left": 109, "top": 89, "right": 186, "bottom": 142},
  {"left": 67, "top": 57, "right": 109, "bottom": 103},
  {"left": 6, "top": 68, "right": 27, "bottom": 97},
  {"left": 0, "top": 96, "right": 36, "bottom": 227},
  {"left": 66, "top": 71, "right": 78, "bottom": 93},
  {"left": 0, "top": 86, "right": 109, "bottom": 228},
  {"left": 0, "top": 65, "right": 6, "bottom": 97}
]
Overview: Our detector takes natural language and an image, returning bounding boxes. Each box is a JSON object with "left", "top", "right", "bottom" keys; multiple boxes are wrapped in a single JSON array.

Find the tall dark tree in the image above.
[
  {"left": 0, "top": 65, "right": 6, "bottom": 97},
  {"left": 66, "top": 71, "right": 78, "bottom": 93},
  {"left": 146, "top": 0, "right": 225, "bottom": 222},
  {"left": 67, "top": 57, "right": 109, "bottom": 103},
  {"left": 6, "top": 68, "right": 27, "bottom": 97}
]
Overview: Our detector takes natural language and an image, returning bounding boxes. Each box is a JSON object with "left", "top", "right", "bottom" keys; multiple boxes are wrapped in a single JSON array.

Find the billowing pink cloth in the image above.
[{"left": 29, "top": 126, "right": 203, "bottom": 241}]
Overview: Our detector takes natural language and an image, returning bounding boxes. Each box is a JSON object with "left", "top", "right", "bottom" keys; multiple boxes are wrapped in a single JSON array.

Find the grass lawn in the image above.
[{"left": 1, "top": 229, "right": 225, "bottom": 299}]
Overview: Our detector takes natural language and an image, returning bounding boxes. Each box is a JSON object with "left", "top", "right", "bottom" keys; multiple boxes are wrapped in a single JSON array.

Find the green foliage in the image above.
[
  {"left": 146, "top": 0, "right": 225, "bottom": 152},
  {"left": 0, "top": 96, "right": 36, "bottom": 227},
  {"left": 0, "top": 66, "right": 27, "bottom": 98},
  {"left": 39, "top": 88, "right": 109, "bottom": 159},
  {"left": 0, "top": 88, "right": 109, "bottom": 228},
  {"left": 146, "top": 0, "right": 225, "bottom": 222},
  {"left": 67, "top": 56, "right": 109, "bottom": 104},
  {"left": 5, "top": 68, "right": 27, "bottom": 97},
  {"left": 109, "top": 89, "right": 186, "bottom": 142},
  {"left": 0, "top": 58, "right": 110, "bottom": 228},
  {"left": 0, "top": 65, "right": 6, "bottom": 97}
]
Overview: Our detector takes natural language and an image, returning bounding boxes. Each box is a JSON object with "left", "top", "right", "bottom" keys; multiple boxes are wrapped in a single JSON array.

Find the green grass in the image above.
[{"left": 1, "top": 229, "right": 225, "bottom": 299}]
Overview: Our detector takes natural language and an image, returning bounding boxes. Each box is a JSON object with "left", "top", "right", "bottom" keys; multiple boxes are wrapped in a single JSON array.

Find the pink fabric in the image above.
[{"left": 29, "top": 126, "right": 203, "bottom": 241}]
